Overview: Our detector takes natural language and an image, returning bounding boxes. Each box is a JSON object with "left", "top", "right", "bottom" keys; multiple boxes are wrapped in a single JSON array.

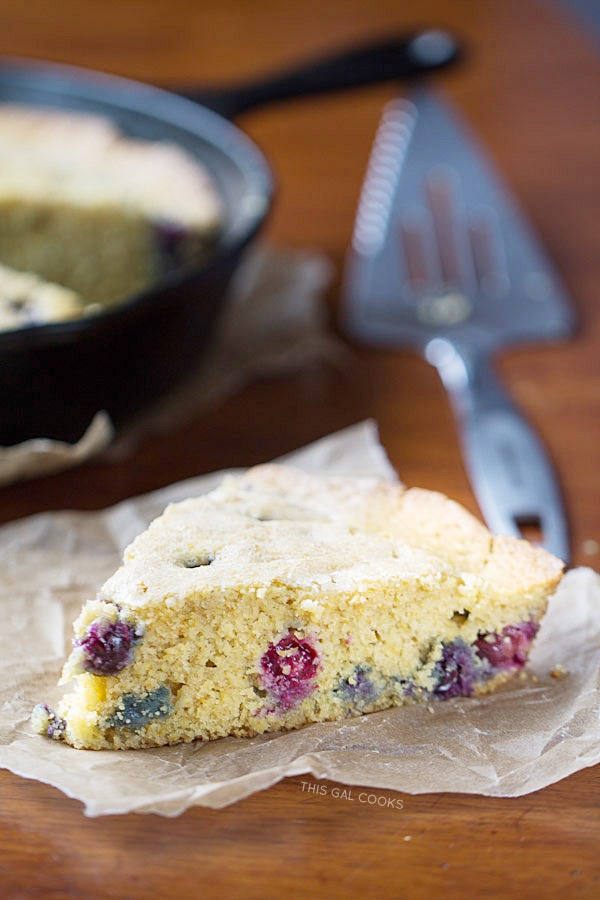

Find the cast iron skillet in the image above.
[{"left": 0, "top": 29, "right": 461, "bottom": 445}]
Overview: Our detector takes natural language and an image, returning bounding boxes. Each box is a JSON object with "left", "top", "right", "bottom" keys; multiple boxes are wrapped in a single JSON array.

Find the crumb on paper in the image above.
[
  {"left": 518, "top": 669, "right": 538, "bottom": 683},
  {"left": 550, "top": 663, "right": 570, "bottom": 679},
  {"left": 582, "top": 539, "right": 599, "bottom": 557},
  {"left": 403, "top": 835, "right": 412, "bottom": 842}
]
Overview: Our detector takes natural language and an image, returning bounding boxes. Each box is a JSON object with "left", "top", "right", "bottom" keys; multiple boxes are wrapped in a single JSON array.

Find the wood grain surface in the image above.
[{"left": 1, "top": 1, "right": 599, "bottom": 897}]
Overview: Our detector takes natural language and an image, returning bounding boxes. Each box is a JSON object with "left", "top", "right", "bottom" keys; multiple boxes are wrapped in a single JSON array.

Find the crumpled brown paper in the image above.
[
  {"left": 0, "top": 244, "right": 342, "bottom": 483},
  {"left": 0, "top": 421, "right": 598, "bottom": 816},
  {"left": 0, "top": 412, "right": 114, "bottom": 487}
]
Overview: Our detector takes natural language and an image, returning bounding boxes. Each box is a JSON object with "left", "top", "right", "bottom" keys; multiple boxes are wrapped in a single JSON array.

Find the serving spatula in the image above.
[{"left": 341, "top": 90, "right": 575, "bottom": 561}]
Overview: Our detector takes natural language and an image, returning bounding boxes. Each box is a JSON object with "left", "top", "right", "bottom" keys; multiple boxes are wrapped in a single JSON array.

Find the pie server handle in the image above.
[{"left": 427, "top": 338, "right": 570, "bottom": 563}]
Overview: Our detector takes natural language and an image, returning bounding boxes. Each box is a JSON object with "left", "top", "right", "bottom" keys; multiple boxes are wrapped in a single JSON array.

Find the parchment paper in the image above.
[{"left": 0, "top": 421, "right": 598, "bottom": 816}]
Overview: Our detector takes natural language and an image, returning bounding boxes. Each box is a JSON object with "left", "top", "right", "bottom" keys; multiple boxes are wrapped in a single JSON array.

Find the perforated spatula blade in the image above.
[{"left": 341, "top": 90, "right": 575, "bottom": 561}]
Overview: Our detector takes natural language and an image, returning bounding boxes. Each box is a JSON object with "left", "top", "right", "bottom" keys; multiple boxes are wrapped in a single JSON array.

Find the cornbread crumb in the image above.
[{"left": 582, "top": 540, "right": 599, "bottom": 557}]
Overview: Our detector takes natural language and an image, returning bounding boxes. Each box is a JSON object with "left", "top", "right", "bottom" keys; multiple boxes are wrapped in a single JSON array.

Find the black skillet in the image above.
[{"left": 0, "top": 29, "right": 461, "bottom": 445}]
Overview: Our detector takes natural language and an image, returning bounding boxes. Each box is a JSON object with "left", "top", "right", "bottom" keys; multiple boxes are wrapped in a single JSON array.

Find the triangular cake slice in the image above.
[{"left": 33, "top": 465, "right": 564, "bottom": 750}]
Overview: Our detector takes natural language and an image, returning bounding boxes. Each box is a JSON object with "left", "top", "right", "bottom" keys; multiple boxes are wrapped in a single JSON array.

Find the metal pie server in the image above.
[{"left": 341, "top": 90, "right": 575, "bottom": 561}]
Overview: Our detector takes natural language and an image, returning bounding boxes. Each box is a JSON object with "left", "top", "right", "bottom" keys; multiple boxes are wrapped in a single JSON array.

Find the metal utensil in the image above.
[{"left": 341, "top": 89, "right": 575, "bottom": 561}]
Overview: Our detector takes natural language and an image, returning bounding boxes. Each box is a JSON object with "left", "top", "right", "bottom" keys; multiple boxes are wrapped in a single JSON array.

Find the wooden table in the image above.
[{"left": 1, "top": 1, "right": 599, "bottom": 896}]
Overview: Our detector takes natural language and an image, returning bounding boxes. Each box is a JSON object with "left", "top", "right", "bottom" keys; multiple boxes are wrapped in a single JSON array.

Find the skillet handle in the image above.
[{"left": 178, "top": 29, "right": 462, "bottom": 118}]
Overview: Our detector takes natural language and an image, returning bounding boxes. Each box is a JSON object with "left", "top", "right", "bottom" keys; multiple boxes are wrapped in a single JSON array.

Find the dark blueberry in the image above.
[
  {"left": 334, "top": 666, "right": 377, "bottom": 707},
  {"left": 76, "top": 617, "right": 141, "bottom": 675},
  {"left": 400, "top": 679, "right": 418, "bottom": 699},
  {"left": 31, "top": 703, "right": 66, "bottom": 741},
  {"left": 432, "top": 639, "right": 477, "bottom": 699},
  {"left": 107, "top": 685, "right": 173, "bottom": 730},
  {"left": 259, "top": 632, "right": 320, "bottom": 710},
  {"left": 47, "top": 712, "right": 66, "bottom": 740},
  {"left": 153, "top": 220, "right": 188, "bottom": 270},
  {"left": 475, "top": 621, "right": 539, "bottom": 670}
]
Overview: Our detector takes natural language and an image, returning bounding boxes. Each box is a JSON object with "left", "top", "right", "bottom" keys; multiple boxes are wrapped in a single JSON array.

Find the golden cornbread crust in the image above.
[{"left": 36, "top": 466, "right": 563, "bottom": 750}]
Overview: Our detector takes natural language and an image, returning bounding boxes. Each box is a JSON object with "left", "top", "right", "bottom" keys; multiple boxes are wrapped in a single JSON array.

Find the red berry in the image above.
[
  {"left": 475, "top": 622, "right": 538, "bottom": 670},
  {"left": 259, "top": 632, "right": 319, "bottom": 710}
]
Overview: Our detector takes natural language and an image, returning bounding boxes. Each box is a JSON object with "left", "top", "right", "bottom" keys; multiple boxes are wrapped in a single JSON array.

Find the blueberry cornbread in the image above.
[
  {"left": 0, "top": 261, "right": 90, "bottom": 332},
  {"left": 33, "top": 465, "right": 564, "bottom": 750},
  {"left": 0, "top": 105, "right": 222, "bottom": 308}
]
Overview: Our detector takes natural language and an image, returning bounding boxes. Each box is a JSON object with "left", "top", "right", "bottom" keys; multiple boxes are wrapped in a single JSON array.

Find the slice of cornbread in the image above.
[
  {"left": 0, "top": 261, "right": 90, "bottom": 332},
  {"left": 0, "top": 105, "right": 222, "bottom": 308},
  {"left": 33, "top": 465, "right": 564, "bottom": 750}
]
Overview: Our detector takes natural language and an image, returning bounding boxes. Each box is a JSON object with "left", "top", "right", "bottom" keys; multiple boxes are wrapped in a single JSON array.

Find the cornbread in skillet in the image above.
[
  {"left": 0, "top": 261, "right": 88, "bottom": 332},
  {"left": 0, "top": 105, "right": 222, "bottom": 308},
  {"left": 33, "top": 465, "right": 563, "bottom": 750}
]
